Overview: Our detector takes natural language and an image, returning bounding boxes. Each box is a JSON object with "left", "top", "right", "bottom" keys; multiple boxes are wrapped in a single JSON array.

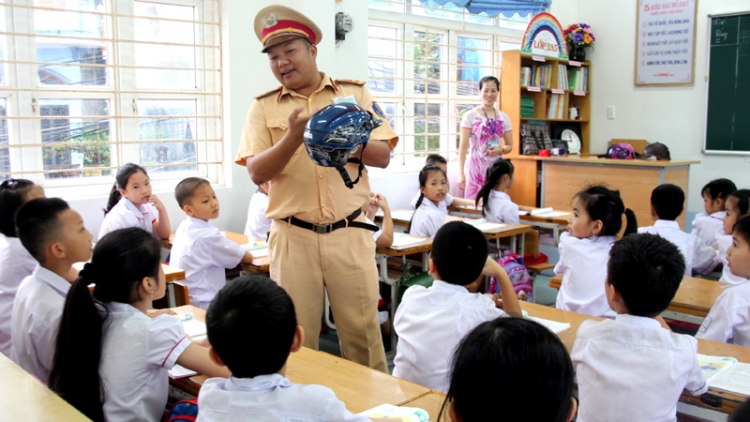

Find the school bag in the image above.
[
  {"left": 488, "top": 252, "right": 533, "bottom": 303},
  {"left": 165, "top": 397, "right": 199, "bottom": 422},
  {"left": 396, "top": 263, "right": 434, "bottom": 306}
]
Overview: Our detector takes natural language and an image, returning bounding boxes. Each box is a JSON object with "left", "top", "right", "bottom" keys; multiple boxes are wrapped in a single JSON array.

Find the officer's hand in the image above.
[{"left": 288, "top": 106, "right": 315, "bottom": 140}]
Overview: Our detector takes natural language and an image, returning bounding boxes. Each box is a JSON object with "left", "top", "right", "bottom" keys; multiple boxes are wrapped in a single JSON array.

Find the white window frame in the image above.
[{"left": 0, "top": 0, "right": 224, "bottom": 198}]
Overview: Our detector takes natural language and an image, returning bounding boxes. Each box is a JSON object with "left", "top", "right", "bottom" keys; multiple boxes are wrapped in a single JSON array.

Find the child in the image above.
[
  {"left": 407, "top": 165, "right": 474, "bottom": 237},
  {"left": 692, "top": 178, "right": 736, "bottom": 247},
  {"left": 99, "top": 163, "right": 171, "bottom": 241},
  {"left": 49, "top": 228, "right": 230, "bottom": 422},
  {"left": 197, "top": 275, "right": 382, "bottom": 421},
  {"left": 170, "top": 177, "right": 254, "bottom": 310},
  {"left": 0, "top": 179, "right": 44, "bottom": 357},
  {"left": 244, "top": 181, "right": 271, "bottom": 240},
  {"left": 11, "top": 198, "right": 93, "bottom": 383},
  {"left": 638, "top": 184, "right": 717, "bottom": 276},
  {"left": 475, "top": 159, "right": 518, "bottom": 224},
  {"left": 572, "top": 233, "right": 707, "bottom": 422},
  {"left": 440, "top": 318, "right": 577, "bottom": 422},
  {"left": 555, "top": 185, "right": 637, "bottom": 318},
  {"left": 717, "top": 190, "right": 750, "bottom": 284},
  {"left": 697, "top": 215, "right": 750, "bottom": 346},
  {"left": 410, "top": 154, "right": 448, "bottom": 209},
  {"left": 393, "top": 221, "right": 522, "bottom": 393}
]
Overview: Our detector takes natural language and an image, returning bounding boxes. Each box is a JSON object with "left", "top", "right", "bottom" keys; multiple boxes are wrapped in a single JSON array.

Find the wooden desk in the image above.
[
  {"left": 169, "top": 306, "right": 432, "bottom": 414},
  {"left": 506, "top": 155, "right": 699, "bottom": 228},
  {"left": 166, "top": 231, "right": 270, "bottom": 274},
  {"left": 548, "top": 276, "right": 727, "bottom": 324},
  {"left": 0, "top": 353, "right": 90, "bottom": 421},
  {"left": 450, "top": 204, "right": 570, "bottom": 245},
  {"left": 521, "top": 302, "right": 750, "bottom": 417},
  {"left": 399, "top": 391, "right": 450, "bottom": 421}
]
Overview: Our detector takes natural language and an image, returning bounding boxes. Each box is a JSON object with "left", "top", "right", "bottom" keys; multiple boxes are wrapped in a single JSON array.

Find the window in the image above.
[
  {"left": 368, "top": 0, "right": 528, "bottom": 172},
  {"left": 0, "top": 0, "right": 223, "bottom": 196}
]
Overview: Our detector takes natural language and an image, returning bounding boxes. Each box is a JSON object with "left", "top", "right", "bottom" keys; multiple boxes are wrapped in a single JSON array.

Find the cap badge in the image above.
[{"left": 264, "top": 12, "right": 278, "bottom": 28}]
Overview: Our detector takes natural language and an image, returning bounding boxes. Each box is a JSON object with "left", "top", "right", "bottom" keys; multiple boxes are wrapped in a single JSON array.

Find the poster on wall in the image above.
[{"left": 635, "top": 0, "right": 698, "bottom": 86}]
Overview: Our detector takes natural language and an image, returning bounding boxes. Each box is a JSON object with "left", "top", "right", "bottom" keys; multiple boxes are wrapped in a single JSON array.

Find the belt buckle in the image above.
[{"left": 313, "top": 223, "right": 332, "bottom": 234}]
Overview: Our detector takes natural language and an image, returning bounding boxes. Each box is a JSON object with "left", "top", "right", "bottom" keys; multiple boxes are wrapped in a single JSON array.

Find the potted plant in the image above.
[{"left": 564, "top": 23, "right": 595, "bottom": 62}]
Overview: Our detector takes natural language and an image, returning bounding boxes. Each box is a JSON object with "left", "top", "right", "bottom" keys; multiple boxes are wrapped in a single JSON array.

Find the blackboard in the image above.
[{"left": 704, "top": 13, "right": 750, "bottom": 154}]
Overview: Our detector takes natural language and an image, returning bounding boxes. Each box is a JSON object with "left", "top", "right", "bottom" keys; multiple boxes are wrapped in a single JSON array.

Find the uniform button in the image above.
[
  {"left": 308, "top": 98, "right": 313, "bottom": 102},
  {"left": 281, "top": 122, "right": 287, "bottom": 129},
  {"left": 319, "top": 174, "right": 323, "bottom": 179},
  {"left": 322, "top": 204, "right": 326, "bottom": 208}
]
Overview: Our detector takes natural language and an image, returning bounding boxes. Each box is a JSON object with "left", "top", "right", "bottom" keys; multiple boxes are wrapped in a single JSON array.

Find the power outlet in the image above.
[{"left": 607, "top": 106, "right": 615, "bottom": 120}]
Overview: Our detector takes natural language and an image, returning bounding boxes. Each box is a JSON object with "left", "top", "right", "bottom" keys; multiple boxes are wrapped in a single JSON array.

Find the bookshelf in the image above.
[{"left": 500, "top": 49, "right": 592, "bottom": 156}]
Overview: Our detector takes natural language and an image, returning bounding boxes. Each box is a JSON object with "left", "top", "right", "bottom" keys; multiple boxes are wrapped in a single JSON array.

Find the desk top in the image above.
[
  {"left": 0, "top": 353, "right": 90, "bottom": 421},
  {"left": 376, "top": 237, "right": 433, "bottom": 257},
  {"left": 399, "top": 392, "right": 450, "bottom": 421},
  {"left": 508, "top": 155, "right": 700, "bottom": 168},
  {"left": 170, "top": 306, "right": 431, "bottom": 413},
  {"left": 521, "top": 302, "right": 750, "bottom": 414}
]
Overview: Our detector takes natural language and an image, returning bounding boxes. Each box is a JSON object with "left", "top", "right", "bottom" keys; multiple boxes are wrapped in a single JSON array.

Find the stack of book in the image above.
[
  {"left": 521, "top": 96, "right": 535, "bottom": 118},
  {"left": 521, "top": 66, "right": 532, "bottom": 87},
  {"left": 568, "top": 67, "right": 589, "bottom": 92},
  {"left": 521, "top": 64, "right": 553, "bottom": 88},
  {"left": 557, "top": 64, "right": 568, "bottom": 90},
  {"left": 546, "top": 94, "right": 565, "bottom": 119}
]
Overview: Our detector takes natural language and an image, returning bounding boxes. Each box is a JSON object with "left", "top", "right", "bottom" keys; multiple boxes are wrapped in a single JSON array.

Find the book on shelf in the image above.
[
  {"left": 521, "top": 96, "right": 535, "bottom": 118},
  {"left": 546, "top": 93, "right": 565, "bottom": 119},
  {"left": 567, "top": 67, "right": 589, "bottom": 92},
  {"left": 521, "top": 64, "right": 553, "bottom": 88},
  {"left": 557, "top": 63, "right": 568, "bottom": 90}
]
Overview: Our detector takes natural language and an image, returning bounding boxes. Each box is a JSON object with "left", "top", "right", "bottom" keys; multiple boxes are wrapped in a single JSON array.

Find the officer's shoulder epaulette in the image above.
[
  {"left": 335, "top": 79, "right": 366, "bottom": 86},
  {"left": 254, "top": 86, "right": 283, "bottom": 100}
]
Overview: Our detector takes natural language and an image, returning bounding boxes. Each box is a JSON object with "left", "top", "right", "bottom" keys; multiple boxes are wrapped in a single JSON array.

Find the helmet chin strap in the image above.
[{"left": 339, "top": 141, "right": 368, "bottom": 189}]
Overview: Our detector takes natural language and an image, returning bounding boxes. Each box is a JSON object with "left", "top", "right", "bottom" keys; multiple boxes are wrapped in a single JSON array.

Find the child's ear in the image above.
[
  {"left": 567, "top": 397, "right": 579, "bottom": 422},
  {"left": 208, "top": 347, "right": 225, "bottom": 367},
  {"left": 290, "top": 326, "right": 304, "bottom": 353},
  {"left": 183, "top": 204, "right": 195, "bottom": 217},
  {"left": 716, "top": 198, "right": 725, "bottom": 210},
  {"left": 448, "top": 401, "right": 463, "bottom": 422},
  {"left": 650, "top": 204, "right": 658, "bottom": 220},
  {"left": 118, "top": 188, "right": 128, "bottom": 198},
  {"left": 592, "top": 219, "right": 604, "bottom": 235},
  {"left": 140, "top": 276, "right": 157, "bottom": 297},
  {"left": 49, "top": 241, "right": 66, "bottom": 260}
]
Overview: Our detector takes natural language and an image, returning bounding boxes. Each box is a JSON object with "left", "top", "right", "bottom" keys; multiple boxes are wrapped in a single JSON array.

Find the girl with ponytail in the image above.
[
  {"left": 407, "top": 165, "right": 474, "bottom": 236},
  {"left": 555, "top": 185, "right": 638, "bottom": 319},
  {"left": 475, "top": 159, "right": 518, "bottom": 224},
  {"left": 49, "top": 228, "right": 229, "bottom": 422}
]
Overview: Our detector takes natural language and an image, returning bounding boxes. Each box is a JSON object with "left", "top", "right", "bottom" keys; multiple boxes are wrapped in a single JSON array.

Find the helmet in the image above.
[
  {"left": 640, "top": 142, "right": 671, "bottom": 160},
  {"left": 606, "top": 143, "right": 636, "bottom": 160},
  {"left": 304, "top": 103, "right": 382, "bottom": 188}
]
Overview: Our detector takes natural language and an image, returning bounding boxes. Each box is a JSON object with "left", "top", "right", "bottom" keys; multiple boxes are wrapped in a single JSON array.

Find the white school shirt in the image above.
[
  {"left": 571, "top": 314, "right": 707, "bottom": 422},
  {"left": 100, "top": 301, "right": 190, "bottom": 422},
  {"left": 99, "top": 197, "right": 157, "bottom": 240},
  {"left": 697, "top": 280, "right": 750, "bottom": 347},
  {"left": 10, "top": 265, "right": 70, "bottom": 383},
  {"left": 484, "top": 190, "right": 519, "bottom": 224},
  {"left": 244, "top": 191, "right": 271, "bottom": 240},
  {"left": 554, "top": 232, "right": 617, "bottom": 318},
  {"left": 196, "top": 373, "right": 369, "bottom": 422},
  {"left": 638, "top": 220, "right": 718, "bottom": 276},
  {"left": 392, "top": 280, "right": 507, "bottom": 393},
  {"left": 717, "top": 234, "right": 748, "bottom": 285},
  {"left": 691, "top": 211, "right": 726, "bottom": 247},
  {"left": 0, "top": 234, "right": 37, "bottom": 357},
  {"left": 408, "top": 194, "right": 454, "bottom": 238},
  {"left": 365, "top": 216, "right": 382, "bottom": 241},
  {"left": 170, "top": 217, "right": 246, "bottom": 306}
]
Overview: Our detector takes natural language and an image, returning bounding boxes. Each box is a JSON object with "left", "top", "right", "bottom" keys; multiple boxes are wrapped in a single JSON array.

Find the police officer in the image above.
[{"left": 235, "top": 5, "right": 398, "bottom": 372}]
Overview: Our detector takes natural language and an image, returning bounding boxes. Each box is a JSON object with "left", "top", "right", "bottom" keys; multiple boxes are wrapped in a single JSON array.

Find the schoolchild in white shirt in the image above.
[
  {"left": 197, "top": 275, "right": 381, "bottom": 422},
  {"left": 475, "top": 159, "right": 518, "bottom": 224},
  {"left": 98, "top": 163, "right": 171, "bottom": 241},
  {"left": 555, "top": 185, "right": 637, "bottom": 318},
  {"left": 698, "top": 216, "right": 750, "bottom": 346},
  {"left": 407, "top": 165, "right": 473, "bottom": 237},
  {"left": 716, "top": 189, "right": 750, "bottom": 285},
  {"left": 0, "top": 179, "right": 44, "bottom": 357},
  {"left": 442, "top": 318, "right": 577, "bottom": 422},
  {"left": 11, "top": 198, "right": 93, "bottom": 383},
  {"left": 410, "top": 154, "right": 447, "bottom": 209},
  {"left": 638, "top": 184, "right": 718, "bottom": 276},
  {"left": 572, "top": 234, "right": 708, "bottom": 422},
  {"left": 393, "top": 221, "right": 522, "bottom": 393},
  {"left": 170, "top": 178, "right": 254, "bottom": 310},
  {"left": 691, "top": 178, "right": 736, "bottom": 247},
  {"left": 244, "top": 181, "right": 272, "bottom": 240},
  {"left": 49, "top": 228, "right": 230, "bottom": 422}
]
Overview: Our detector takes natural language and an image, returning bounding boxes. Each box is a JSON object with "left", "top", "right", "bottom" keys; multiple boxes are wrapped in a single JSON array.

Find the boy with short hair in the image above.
[
  {"left": 638, "top": 184, "right": 717, "bottom": 276},
  {"left": 171, "top": 177, "right": 253, "bottom": 310},
  {"left": 198, "top": 275, "right": 383, "bottom": 422},
  {"left": 11, "top": 198, "right": 93, "bottom": 382},
  {"left": 572, "top": 233, "right": 707, "bottom": 422},
  {"left": 392, "top": 221, "right": 522, "bottom": 393},
  {"left": 692, "top": 178, "right": 736, "bottom": 247}
]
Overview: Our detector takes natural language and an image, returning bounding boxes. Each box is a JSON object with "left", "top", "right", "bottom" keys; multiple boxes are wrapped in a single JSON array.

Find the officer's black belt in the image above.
[{"left": 281, "top": 208, "right": 379, "bottom": 234}]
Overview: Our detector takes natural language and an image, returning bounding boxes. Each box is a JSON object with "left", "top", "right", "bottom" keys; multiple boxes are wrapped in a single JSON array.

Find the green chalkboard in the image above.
[{"left": 705, "top": 13, "right": 750, "bottom": 154}]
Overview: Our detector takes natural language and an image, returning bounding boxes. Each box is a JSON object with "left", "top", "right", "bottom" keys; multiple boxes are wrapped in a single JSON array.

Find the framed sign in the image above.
[{"left": 635, "top": 0, "right": 698, "bottom": 86}]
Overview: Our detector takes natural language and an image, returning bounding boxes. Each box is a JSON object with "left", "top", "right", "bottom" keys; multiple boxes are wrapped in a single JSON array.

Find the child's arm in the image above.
[
  {"left": 655, "top": 315, "right": 672, "bottom": 331},
  {"left": 149, "top": 194, "right": 172, "bottom": 240},
  {"left": 176, "top": 342, "right": 232, "bottom": 378},
  {"left": 451, "top": 197, "right": 476, "bottom": 207},
  {"left": 241, "top": 250, "right": 254, "bottom": 264},
  {"left": 375, "top": 194, "right": 394, "bottom": 249},
  {"left": 482, "top": 256, "right": 522, "bottom": 317}
]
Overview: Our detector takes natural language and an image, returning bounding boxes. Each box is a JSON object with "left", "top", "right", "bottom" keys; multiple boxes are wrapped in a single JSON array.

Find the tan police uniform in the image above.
[{"left": 235, "top": 6, "right": 398, "bottom": 372}]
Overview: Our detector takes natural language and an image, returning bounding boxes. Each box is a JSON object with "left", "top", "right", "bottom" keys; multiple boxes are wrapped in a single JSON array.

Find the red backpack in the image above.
[{"left": 165, "top": 397, "right": 199, "bottom": 422}]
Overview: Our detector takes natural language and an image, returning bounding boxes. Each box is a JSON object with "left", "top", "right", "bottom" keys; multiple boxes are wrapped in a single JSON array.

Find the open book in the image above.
[
  {"left": 467, "top": 218, "right": 506, "bottom": 232},
  {"left": 390, "top": 233, "right": 428, "bottom": 250},
  {"left": 519, "top": 207, "right": 570, "bottom": 218},
  {"left": 242, "top": 241, "right": 269, "bottom": 258},
  {"left": 697, "top": 354, "right": 750, "bottom": 396},
  {"left": 359, "top": 404, "right": 429, "bottom": 421},
  {"left": 526, "top": 316, "right": 572, "bottom": 334},
  {"left": 183, "top": 319, "right": 207, "bottom": 338}
]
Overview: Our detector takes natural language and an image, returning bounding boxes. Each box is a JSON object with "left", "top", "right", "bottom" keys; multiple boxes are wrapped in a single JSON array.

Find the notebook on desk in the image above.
[
  {"left": 390, "top": 233, "right": 428, "bottom": 250},
  {"left": 698, "top": 353, "right": 750, "bottom": 396}
]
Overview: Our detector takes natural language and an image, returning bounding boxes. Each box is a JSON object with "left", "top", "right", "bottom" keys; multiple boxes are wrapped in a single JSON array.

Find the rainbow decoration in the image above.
[{"left": 521, "top": 13, "right": 568, "bottom": 60}]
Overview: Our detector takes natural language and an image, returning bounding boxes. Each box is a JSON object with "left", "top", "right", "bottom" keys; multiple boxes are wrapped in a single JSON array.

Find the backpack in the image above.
[
  {"left": 396, "top": 263, "right": 434, "bottom": 307},
  {"left": 488, "top": 252, "right": 533, "bottom": 303},
  {"left": 165, "top": 397, "right": 199, "bottom": 422}
]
